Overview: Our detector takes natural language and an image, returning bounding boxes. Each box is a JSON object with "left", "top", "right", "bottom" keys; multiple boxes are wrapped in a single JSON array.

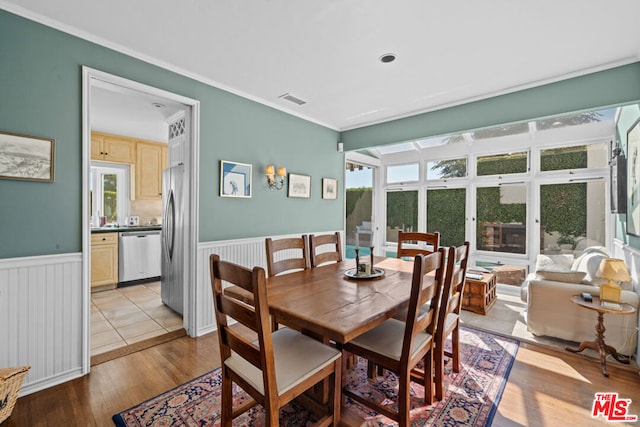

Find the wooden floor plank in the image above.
[{"left": 5, "top": 330, "right": 640, "bottom": 426}]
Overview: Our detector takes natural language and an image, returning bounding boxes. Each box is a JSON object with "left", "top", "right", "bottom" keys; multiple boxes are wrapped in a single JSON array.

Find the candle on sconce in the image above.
[
  {"left": 277, "top": 167, "right": 287, "bottom": 177},
  {"left": 266, "top": 165, "right": 275, "bottom": 175}
]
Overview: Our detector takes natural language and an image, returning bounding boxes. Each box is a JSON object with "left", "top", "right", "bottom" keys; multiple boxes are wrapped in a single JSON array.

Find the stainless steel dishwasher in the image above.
[{"left": 119, "top": 230, "right": 162, "bottom": 284}]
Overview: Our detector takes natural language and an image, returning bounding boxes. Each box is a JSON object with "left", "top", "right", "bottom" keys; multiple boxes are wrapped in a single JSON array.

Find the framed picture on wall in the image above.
[
  {"left": 0, "top": 130, "right": 55, "bottom": 182},
  {"left": 220, "top": 160, "right": 252, "bottom": 198},
  {"left": 322, "top": 178, "right": 338, "bottom": 199},
  {"left": 627, "top": 118, "right": 640, "bottom": 236},
  {"left": 288, "top": 173, "right": 311, "bottom": 198}
]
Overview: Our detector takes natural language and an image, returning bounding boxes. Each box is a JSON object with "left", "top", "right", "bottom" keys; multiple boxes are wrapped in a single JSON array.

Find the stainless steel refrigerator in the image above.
[{"left": 161, "top": 164, "right": 185, "bottom": 315}]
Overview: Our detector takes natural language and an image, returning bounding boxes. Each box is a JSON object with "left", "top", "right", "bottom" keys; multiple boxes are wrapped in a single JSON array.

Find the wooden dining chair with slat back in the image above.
[
  {"left": 209, "top": 254, "right": 342, "bottom": 427},
  {"left": 266, "top": 235, "right": 310, "bottom": 277},
  {"left": 264, "top": 235, "right": 310, "bottom": 330},
  {"left": 434, "top": 242, "right": 470, "bottom": 401},
  {"left": 309, "top": 232, "right": 343, "bottom": 268},
  {"left": 224, "top": 235, "right": 310, "bottom": 331},
  {"left": 341, "top": 249, "right": 447, "bottom": 426},
  {"left": 396, "top": 231, "right": 440, "bottom": 259}
]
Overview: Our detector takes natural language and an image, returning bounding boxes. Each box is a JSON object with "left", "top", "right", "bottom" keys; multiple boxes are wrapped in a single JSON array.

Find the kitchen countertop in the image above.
[{"left": 91, "top": 225, "right": 162, "bottom": 234}]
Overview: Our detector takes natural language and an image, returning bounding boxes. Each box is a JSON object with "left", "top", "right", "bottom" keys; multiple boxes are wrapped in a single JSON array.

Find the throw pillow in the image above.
[
  {"left": 537, "top": 270, "right": 587, "bottom": 283},
  {"left": 535, "top": 254, "right": 574, "bottom": 271}
]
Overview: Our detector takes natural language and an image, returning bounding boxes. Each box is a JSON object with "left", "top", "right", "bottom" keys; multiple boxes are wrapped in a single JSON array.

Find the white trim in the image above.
[
  {"left": 82, "top": 67, "right": 201, "bottom": 371},
  {"left": 0, "top": 252, "right": 81, "bottom": 268}
]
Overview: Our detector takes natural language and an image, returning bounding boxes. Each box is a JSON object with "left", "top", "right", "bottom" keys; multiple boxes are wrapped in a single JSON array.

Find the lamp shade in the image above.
[{"left": 596, "top": 258, "right": 632, "bottom": 282}]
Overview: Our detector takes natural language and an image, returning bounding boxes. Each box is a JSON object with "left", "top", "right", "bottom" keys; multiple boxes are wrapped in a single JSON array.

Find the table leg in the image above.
[{"left": 565, "top": 311, "right": 626, "bottom": 377}]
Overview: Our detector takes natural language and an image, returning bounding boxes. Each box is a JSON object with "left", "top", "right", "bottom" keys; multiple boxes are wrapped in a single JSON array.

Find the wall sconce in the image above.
[{"left": 266, "top": 165, "right": 286, "bottom": 190}]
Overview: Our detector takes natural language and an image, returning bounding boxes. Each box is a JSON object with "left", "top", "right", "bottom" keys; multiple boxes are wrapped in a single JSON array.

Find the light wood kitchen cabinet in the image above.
[
  {"left": 91, "top": 132, "right": 136, "bottom": 163},
  {"left": 136, "top": 141, "right": 167, "bottom": 200},
  {"left": 91, "top": 232, "right": 119, "bottom": 289}
]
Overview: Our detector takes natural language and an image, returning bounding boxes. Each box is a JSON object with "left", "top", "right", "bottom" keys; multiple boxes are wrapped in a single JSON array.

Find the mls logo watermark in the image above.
[{"left": 592, "top": 393, "right": 638, "bottom": 422}]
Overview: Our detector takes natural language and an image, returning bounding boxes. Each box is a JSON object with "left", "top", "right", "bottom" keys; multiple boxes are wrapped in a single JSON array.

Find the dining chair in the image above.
[
  {"left": 309, "top": 232, "right": 343, "bottom": 267},
  {"left": 341, "top": 249, "right": 447, "bottom": 425},
  {"left": 209, "top": 254, "right": 342, "bottom": 427},
  {"left": 266, "top": 235, "right": 310, "bottom": 277},
  {"left": 434, "top": 242, "right": 470, "bottom": 401},
  {"left": 396, "top": 231, "right": 440, "bottom": 259},
  {"left": 224, "top": 235, "right": 310, "bottom": 331}
]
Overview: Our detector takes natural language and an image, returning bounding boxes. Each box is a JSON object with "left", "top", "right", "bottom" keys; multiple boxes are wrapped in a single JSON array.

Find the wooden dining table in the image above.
[{"left": 266, "top": 256, "right": 421, "bottom": 344}]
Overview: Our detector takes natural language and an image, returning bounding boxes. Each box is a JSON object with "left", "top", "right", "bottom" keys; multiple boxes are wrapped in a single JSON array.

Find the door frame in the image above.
[{"left": 81, "top": 67, "right": 200, "bottom": 373}]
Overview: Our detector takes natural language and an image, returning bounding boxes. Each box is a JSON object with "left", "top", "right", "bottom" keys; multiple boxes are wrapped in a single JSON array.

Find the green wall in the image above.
[
  {"left": 0, "top": 10, "right": 342, "bottom": 258},
  {"left": 3, "top": 8, "right": 640, "bottom": 259},
  {"left": 341, "top": 62, "right": 640, "bottom": 150}
]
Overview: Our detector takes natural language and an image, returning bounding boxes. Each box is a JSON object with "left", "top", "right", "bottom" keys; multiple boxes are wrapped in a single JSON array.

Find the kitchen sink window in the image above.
[{"left": 90, "top": 162, "right": 130, "bottom": 227}]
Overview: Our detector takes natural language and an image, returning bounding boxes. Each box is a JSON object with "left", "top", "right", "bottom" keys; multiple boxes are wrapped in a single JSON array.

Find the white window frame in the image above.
[{"left": 90, "top": 162, "right": 130, "bottom": 227}]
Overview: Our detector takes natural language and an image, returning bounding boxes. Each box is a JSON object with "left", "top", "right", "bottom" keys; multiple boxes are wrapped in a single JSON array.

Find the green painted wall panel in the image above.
[
  {"left": 0, "top": 10, "right": 342, "bottom": 258},
  {"left": 341, "top": 62, "right": 640, "bottom": 150}
]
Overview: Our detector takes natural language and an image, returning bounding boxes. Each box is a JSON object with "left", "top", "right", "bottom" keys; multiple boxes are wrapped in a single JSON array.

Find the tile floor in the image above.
[{"left": 90, "top": 282, "right": 183, "bottom": 356}]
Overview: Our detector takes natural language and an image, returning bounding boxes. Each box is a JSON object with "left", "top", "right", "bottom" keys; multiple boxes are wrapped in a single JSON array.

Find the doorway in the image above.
[{"left": 82, "top": 67, "right": 200, "bottom": 369}]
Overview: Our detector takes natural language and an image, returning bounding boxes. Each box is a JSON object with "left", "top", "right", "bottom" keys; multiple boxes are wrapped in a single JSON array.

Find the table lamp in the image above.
[{"left": 596, "top": 258, "right": 632, "bottom": 303}]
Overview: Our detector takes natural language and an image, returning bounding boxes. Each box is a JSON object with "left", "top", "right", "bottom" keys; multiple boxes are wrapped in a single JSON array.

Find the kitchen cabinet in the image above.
[
  {"left": 91, "top": 232, "right": 119, "bottom": 289},
  {"left": 91, "top": 132, "right": 136, "bottom": 163},
  {"left": 136, "top": 141, "right": 167, "bottom": 200}
]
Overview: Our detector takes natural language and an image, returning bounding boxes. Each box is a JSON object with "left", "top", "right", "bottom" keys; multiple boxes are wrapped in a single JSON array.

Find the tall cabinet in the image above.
[{"left": 136, "top": 141, "right": 167, "bottom": 200}]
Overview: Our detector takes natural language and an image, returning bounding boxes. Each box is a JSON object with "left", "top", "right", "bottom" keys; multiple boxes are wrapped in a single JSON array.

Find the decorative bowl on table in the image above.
[{"left": 343, "top": 267, "right": 385, "bottom": 280}]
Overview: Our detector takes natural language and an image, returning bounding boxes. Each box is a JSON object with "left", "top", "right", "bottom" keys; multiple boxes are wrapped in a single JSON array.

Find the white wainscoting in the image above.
[
  {"left": 0, "top": 253, "right": 84, "bottom": 395},
  {"left": 195, "top": 231, "right": 343, "bottom": 337},
  {"left": 0, "top": 232, "right": 342, "bottom": 394}
]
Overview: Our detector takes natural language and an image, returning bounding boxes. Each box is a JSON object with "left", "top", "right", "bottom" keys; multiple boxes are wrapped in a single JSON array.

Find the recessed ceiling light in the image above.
[{"left": 379, "top": 53, "right": 396, "bottom": 63}]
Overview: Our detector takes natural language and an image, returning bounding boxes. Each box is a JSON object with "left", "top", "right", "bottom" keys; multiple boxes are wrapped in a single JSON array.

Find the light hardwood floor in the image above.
[{"left": 7, "top": 323, "right": 640, "bottom": 426}]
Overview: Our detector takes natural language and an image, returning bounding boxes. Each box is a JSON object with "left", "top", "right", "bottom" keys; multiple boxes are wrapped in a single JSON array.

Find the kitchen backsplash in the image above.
[{"left": 130, "top": 200, "right": 162, "bottom": 225}]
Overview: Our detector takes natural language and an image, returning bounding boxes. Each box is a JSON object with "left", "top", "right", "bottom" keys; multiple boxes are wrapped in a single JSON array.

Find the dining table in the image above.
[{"left": 265, "top": 256, "right": 422, "bottom": 344}]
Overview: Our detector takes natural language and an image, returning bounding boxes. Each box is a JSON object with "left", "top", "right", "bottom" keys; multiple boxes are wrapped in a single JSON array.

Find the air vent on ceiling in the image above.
[{"left": 278, "top": 93, "right": 306, "bottom": 106}]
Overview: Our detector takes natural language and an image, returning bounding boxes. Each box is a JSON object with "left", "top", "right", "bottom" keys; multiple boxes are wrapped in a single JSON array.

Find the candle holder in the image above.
[
  {"left": 370, "top": 246, "right": 374, "bottom": 267},
  {"left": 355, "top": 247, "right": 360, "bottom": 274}
]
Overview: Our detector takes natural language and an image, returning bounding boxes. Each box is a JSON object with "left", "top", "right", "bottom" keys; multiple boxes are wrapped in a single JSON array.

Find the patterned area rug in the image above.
[{"left": 113, "top": 326, "right": 518, "bottom": 426}]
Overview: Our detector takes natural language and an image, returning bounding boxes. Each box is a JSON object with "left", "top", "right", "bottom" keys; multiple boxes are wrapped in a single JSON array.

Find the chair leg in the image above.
[
  {"left": 452, "top": 325, "right": 460, "bottom": 373},
  {"left": 397, "top": 372, "right": 411, "bottom": 427},
  {"left": 221, "top": 367, "right": 233, "bottom": 427},
  {"left": 434, "top": 343, "right": 445, "bottom": 401},
  {"left": 424, "top": 350, "right": 434, "bottom": 405},
  {"left": 331, "top": 359, "right": 342, "bottom": 424}
]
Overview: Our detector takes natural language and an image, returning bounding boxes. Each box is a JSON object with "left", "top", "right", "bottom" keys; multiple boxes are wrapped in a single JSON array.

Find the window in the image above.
[
  {"left": 476, "top": 184, "right": 527, "bottom": 254},
  {"left": 540, "top": 142, "right": 608, "bottom": 171},
  {"left": 345, "top": 164, "right": 373, "bottom": 258},
  {"left": 386, "top": 190, "right": 418, "bottom": 244},
  {"left": 539, "top": 181, "right": 605, "bottom": 254},
  {"left": 90, "top": 163, "right": 130, "bottom": 226},
  {"left": 387, "top": 163, "right": 419, "bottom": 184},
  {"left": 477, "top": 151, "right": 528, "bottom": 176},
  {"left": 426, "top": 158, "right": 467, "bottom": 180},
  {"left": 427, "top": 188, "right": 466, "bottom": 247}
]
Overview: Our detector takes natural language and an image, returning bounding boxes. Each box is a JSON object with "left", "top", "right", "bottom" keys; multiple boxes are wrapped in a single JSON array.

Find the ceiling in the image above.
[{"left": 3, "top": 1, "right": 640, "bottom": 131}]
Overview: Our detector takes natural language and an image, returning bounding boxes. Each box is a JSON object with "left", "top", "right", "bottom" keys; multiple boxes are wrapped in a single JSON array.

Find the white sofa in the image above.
[{"left": 521, "top": 247, "right": 639, "bottom": 356}]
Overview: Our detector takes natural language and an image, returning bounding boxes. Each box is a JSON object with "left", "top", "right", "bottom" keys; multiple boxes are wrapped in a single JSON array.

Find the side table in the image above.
[
  {"left": 566, "top": 295, "right": 636, "bottom": 377},
  {"left": 462, "top": 272, "right": 497, "bottom": 315}
]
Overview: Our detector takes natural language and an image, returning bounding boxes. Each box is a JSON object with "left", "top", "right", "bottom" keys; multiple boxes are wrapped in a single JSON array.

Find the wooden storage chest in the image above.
[{"left": 462, "top": 272, "right": 497, "bottom": 315}]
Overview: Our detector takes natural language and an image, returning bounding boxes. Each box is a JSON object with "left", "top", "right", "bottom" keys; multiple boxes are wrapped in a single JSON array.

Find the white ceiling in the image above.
[{"left": 3, "top": 1, "right": 640, "bottom": 131}]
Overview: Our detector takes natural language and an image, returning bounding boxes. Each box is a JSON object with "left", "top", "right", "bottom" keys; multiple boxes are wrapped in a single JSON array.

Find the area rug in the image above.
[{"left": 113, "top": 325, "right": 518, "bottom": 426}]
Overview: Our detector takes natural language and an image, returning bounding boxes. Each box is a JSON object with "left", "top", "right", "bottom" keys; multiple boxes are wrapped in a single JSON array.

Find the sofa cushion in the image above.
[{"left": 536, "top": 270, "right": 586, "bottom": 283}]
